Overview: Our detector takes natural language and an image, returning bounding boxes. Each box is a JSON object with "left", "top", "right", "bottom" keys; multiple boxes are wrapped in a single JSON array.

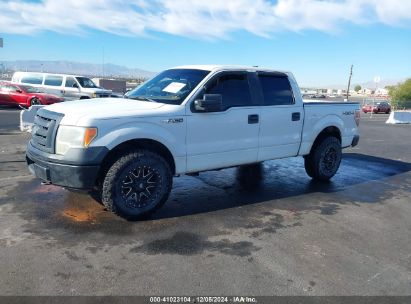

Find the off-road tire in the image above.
[
  {"left": 304, "top": 136, "right": 342, "bottom": 181},
  {"left": 101, "top": 149, "right": 172, "bottom": 220}
]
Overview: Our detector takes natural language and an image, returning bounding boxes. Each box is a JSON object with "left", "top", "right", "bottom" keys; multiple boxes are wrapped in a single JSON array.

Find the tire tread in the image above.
[
  {"left": 304, "top": 136, "right": 341, "bottom": 181},
  {"left": 101, "top": 149, "right": 172, "bottom": 220}
]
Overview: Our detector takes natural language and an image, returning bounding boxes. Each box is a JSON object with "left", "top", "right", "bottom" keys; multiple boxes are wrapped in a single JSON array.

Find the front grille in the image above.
[
  {"left": 31, "top": 110, "right": 64, "bottom": 153},
  {"left": 98, "top": 94, "right": 109, "bottom": 98}
]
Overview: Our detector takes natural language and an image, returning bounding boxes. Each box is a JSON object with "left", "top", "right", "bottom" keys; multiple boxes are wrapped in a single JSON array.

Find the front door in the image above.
[
  {"left": 8, "top": 85, "right": 28, "bottom": 107},
  {"left": 63, "top": 77, "right": 81, "bottom": 100},
  {"left": 186, "top": 72, "right": 260, "bottom": 172}
]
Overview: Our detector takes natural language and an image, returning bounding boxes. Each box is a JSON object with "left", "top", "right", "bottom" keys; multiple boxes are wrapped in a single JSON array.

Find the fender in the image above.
[
  {"left": 90, "top": 120, "right": 186, "bottom": 172},
  {"left": 298, "top": 114, "right": 344, "bottom": 156}
]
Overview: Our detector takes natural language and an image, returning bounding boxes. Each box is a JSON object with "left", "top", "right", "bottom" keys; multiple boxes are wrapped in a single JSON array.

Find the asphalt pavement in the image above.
[
  {"left": 0, "top": 106, "right": 21, "bottom": 131},
  {"left": 0, "top": 108, "right": 410, "bottom": 296}
]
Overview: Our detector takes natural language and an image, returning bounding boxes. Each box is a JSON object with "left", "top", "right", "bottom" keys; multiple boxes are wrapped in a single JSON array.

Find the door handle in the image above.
[
  {"left": 248, "top": 114, "right": 259, "bottom": 124},
  {"left": 292, "top": 112, "right": 301, "bottom": 121}
]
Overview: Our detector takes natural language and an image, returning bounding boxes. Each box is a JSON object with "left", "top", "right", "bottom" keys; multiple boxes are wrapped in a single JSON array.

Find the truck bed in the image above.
[
  {"left": 298, "top": 100, "right": 360, "bottom": 156},
  {"left": 303, "top": 100, "right": 359, "bottom": 105}
]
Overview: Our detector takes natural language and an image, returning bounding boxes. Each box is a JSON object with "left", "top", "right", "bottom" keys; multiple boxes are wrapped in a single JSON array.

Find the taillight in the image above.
[{"left": 355, "top": 109, "right": 360, "bottom": 126}]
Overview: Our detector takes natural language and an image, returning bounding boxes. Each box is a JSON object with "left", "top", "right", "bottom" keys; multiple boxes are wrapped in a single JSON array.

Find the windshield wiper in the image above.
[{"left": 128, "top": 96, "right": 157, "bottom": 103}]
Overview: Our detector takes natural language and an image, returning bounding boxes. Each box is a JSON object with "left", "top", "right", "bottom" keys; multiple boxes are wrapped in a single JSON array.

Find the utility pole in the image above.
[
  {"left": 346, "top": 64, "right": 353, "bottom": 101},
  {"left": 102, "top": 47, "right": 105, "bottom": 78}
]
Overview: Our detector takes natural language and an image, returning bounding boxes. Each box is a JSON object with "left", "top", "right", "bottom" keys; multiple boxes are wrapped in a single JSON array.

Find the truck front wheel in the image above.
[
  {"left": 101, "top": 150, "right": 172, "bottom": 220},
  {"left": 304, "top": 136, "right": 342, "bottom": 181}
]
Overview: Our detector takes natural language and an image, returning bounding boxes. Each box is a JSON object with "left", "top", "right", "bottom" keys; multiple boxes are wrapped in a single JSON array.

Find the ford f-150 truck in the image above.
[{"left": 26, "top": 65, "right": 360, "bottom": 220}]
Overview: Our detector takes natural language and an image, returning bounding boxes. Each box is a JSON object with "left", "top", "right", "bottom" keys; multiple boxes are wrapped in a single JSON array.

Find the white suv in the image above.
[{"left": 12, "top": 72, "right": 112, "bottom": 100}]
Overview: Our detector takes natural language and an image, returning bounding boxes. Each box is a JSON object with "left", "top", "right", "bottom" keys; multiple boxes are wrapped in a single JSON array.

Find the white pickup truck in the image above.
[{"left": 26, "top": 65, "right": 360, "bottom": 219}]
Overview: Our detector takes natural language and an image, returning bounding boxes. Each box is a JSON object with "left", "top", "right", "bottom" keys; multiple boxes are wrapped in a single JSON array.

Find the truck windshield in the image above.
[
  {"left": 76, "top": 77, "right": 98, "bottom": 88},
  {"left": 125, "top": 69, "right": 210, "bottom": 105}
]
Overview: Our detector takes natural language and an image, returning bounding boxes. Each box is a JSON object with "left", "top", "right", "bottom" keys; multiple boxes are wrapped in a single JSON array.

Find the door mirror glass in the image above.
[{"left": 194, "top": 94, "right": 222, "bottom": 112}]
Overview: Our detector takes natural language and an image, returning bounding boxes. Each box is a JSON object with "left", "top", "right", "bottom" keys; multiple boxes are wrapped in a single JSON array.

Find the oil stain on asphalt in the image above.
[{"left": 130, "top": 232, "right": 261, "bottom": 257}]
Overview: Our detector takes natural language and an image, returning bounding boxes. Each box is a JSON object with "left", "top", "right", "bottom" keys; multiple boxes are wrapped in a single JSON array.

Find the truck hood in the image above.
[{"left": 44, "top": 98, "right": 166, "bottom": 125}]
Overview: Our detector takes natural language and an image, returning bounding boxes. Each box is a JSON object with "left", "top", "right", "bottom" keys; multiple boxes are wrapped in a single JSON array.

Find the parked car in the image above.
[
  {"left": 11, "top": 72, "right": 112, "bottom": 101},
  {"left": 26, "top": 65, "right": 360, "bottom": 220},
  {"left": 362, "top": 101, "right": 391, "bottom": 114},
  {"left": 311, "top": 94, "right": 326, "bottom": 99},
  {"left": 0, "top": 82, "right": 63, "bottom": 108}
]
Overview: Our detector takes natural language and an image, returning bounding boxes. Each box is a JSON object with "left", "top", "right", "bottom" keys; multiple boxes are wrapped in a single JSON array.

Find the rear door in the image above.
[
  {"left": 256, "top": 72, "right": 304, "bottom": 161},
  {"left": 43, "top": 74, "right": 64, "bottom": 97},
  {"left": 186, "top": 71, "right": 260, "bottom": 172}
]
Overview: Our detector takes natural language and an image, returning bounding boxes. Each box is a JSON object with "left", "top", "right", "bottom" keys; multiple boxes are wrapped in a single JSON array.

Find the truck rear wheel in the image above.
[
  {"left": 304, "top": 136, "right": 342, "bottom": 181},
  {"left": 101, "top": 149, "right": 172, "bottom": 220}
]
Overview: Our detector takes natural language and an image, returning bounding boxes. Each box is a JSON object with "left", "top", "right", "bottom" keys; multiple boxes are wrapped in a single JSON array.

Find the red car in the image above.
[
  {"left": 0, "top": 82, "right": 63, "bottom": 108},
  {"left": 362, "top": 101, "right": 391, "bottom": 114}
]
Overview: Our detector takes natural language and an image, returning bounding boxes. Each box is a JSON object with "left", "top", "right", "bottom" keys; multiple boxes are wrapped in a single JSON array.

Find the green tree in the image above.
[
  {"left": 354, "top": 85, "right": 361, "bottom": 92},
  {"left": 388, "top": 79, "right": 411, "bottom": 109}
]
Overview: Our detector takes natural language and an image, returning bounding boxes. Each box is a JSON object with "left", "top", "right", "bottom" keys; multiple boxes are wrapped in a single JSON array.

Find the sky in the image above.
[{"left": 0, "top": 0, "right": 411, "bottom": 87}]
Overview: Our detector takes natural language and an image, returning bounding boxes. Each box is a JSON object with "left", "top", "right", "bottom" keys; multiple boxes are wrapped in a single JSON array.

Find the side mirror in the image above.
[
  {"left": 194, "top": 94, "right": 222, "bottom": 112},
  {"left": 16, "top": 89, "right": 23, "bottom": 93},
  {"left": 72, "top": 83, "right": 79, "bottom": 88}
]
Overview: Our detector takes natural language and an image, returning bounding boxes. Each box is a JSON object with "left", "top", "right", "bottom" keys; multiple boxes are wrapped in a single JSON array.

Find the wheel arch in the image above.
[
  {"left": 95, "top": 138, "right": 176, "bottom": 188},
  {"left": 309, "top": 126, "right": 342, "bottom": 153},
  {"left": 29, "top": 96, "right": 43, "bottom": 106},
  {"left": 299, "top": 113, "right": 344, "bottom": 156}
]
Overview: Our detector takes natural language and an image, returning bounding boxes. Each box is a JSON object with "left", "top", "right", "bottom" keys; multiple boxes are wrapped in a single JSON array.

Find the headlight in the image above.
[
  {"left": 92, "top": 93, "right": 98, "bottom": 98},
  {"left": 55, "top": 126, "right": 97, "bottom": 155}
]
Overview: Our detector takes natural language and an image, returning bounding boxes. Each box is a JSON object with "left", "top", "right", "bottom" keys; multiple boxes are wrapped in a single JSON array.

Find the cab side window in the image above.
[
  {"left": 258, "top": 74, "right": 294, "bottom": 106},
  {"left": 205, "top": 73, "right": 252, "bottom": 110},
  {"left": 44, "top": 75, "right": 63, "bottom": 87},
  {"left": 20, "top": 74, "right": 43, "bottom": 85},
  {"left": 65, "top": 77, "right": 77, "bottom": 88}
]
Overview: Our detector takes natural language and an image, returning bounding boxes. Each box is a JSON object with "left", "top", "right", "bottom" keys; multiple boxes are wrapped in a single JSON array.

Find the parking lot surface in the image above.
[{"left": 0, "top": 109, "right": 410, "bottom": 295}]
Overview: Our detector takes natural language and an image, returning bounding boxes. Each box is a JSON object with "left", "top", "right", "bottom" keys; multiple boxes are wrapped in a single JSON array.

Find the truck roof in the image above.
[{"left": 171, "top": 65, "right": 290, "bottom": 74}]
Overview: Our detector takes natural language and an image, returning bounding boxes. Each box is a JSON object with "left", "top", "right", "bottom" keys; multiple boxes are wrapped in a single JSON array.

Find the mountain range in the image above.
[
  {"left": 0, "top": 60, "right": 407, "bottom": 88},
  {"left": 0, "top": 60, "right": 156, "bottom": 79},
  {"left": 306, "top": 78, "right": 407, "bottom": 90}
]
